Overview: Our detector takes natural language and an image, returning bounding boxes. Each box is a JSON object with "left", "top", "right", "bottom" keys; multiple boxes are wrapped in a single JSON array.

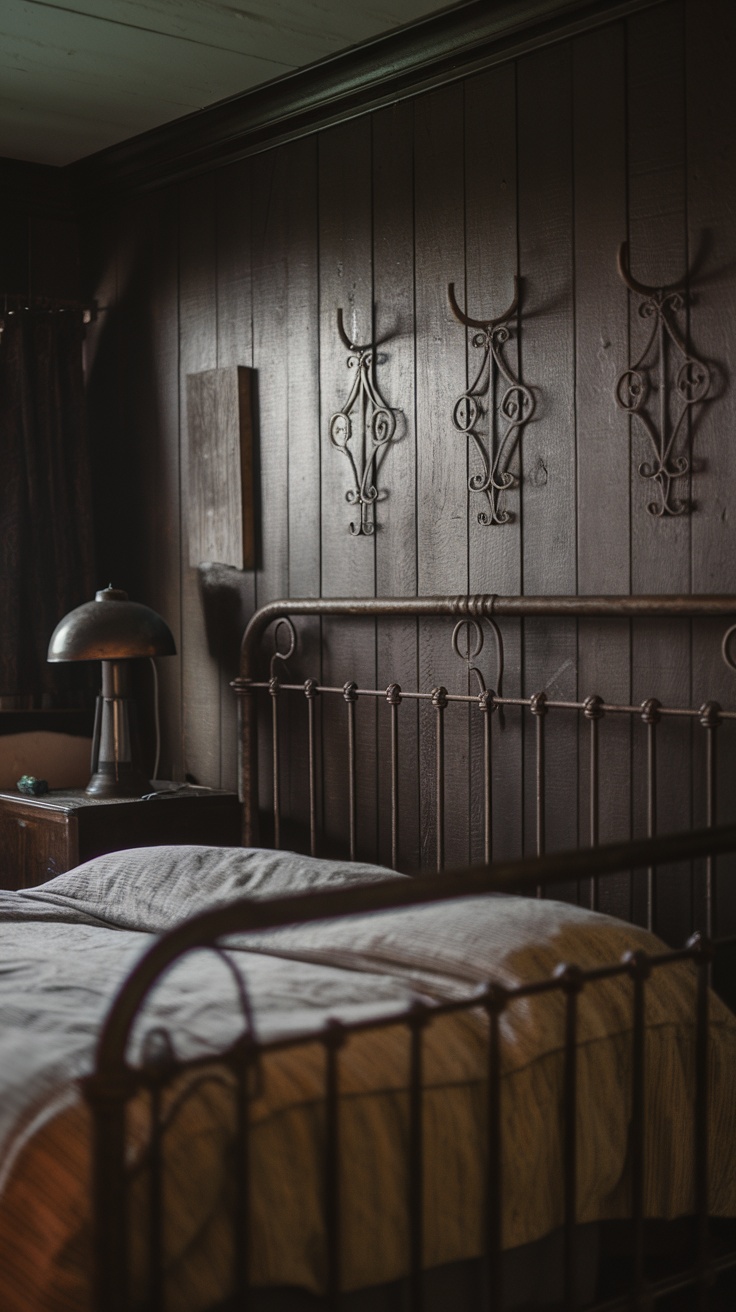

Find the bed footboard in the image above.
[{"left": 87, "top": 823, "right": 736, "bottom": 1312}]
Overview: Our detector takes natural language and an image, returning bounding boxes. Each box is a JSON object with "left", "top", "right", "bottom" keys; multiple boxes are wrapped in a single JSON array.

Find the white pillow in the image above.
[{"left": 18, "top": 845, "right": 404, "bottom": 934}]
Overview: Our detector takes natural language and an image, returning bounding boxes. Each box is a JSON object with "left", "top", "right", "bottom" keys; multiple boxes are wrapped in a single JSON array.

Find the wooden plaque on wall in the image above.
[{"left": 186, "top": 365, "right": 255, "bottom": 569}]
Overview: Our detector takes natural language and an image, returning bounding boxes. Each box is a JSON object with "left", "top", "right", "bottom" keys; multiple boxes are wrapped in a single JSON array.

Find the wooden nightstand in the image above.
[{"left": 0, "top": 786, "right": 242, "bottom": 891}]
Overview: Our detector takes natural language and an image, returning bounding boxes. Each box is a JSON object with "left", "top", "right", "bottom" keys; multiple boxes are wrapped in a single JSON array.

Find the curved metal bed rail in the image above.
[{"left": 234, "top": 593, "right": 736, "bottom": 846}]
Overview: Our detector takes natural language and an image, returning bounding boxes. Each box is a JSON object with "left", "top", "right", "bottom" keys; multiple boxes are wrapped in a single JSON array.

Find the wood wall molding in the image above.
[{"left": 70, "top": 0, "right": 665, "bottom": 202}]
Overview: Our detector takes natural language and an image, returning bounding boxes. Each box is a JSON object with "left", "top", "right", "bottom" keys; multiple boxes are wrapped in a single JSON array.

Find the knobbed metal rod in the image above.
[
  {"left": 344, "top": 683, "right": 358, "bottom": 863},
  {"left": 531, "top": 692, "right": 547, "bottom": 894},
  {"left": 626, "top": 951, "right": 649, "bottom": 1302},
  {"left": 557, "top": 965, "right": 582, "bottom": 1309},
  {"left": 585, "top": 697, "right": 604, "bottom": 911},
  {"left": 232, "top": 1042, "right": 253, "bottom": 1307},
  {"left": 236, "top": 593, "right": 736, "bottom": 847},
  {"left": 87, "top": 1071, "right": 134, "bottom": 1312},
  {"left": 432, "top": 687, "right": 448, "bottom": 874},
  {"left": 485, "top": 987, "right": 505, "bottom": 1312},
  {"left": 408, "top": 1006, "right": 426, "bottom": 1312},
  {"left": 480, "top": 690, "right": 495, "bottom": 865},
  {"left": 642, "top": 699, "right": 661, "bottom": 931},
  {"left": 305, "top": 679, "right": 319, "bottom": 858},
  {"left": 269, "top": 677, "right": 282, "bottom": 850},
  {"left": 700, "top": 702, "right": 721, "bottom": 938},
  {"left": 324, "top": 1022, "right": 344, "bottom": 1310},
  {"left": 693, "top": 934, "right": 713, "bottom": 1310},
  {"left": 387, "top": 684, "right": 402, "bottom": 870},
  {"left": 147, "top": 1081, "right": 165, "bottom": 1312}
]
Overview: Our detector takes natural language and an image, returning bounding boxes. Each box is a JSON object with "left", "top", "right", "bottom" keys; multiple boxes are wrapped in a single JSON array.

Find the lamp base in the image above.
[
  {"left": 86, "top": 661, "right": 150, "bottom": 799},
  {"left": 85, "top": 763, "right": 151, "bottom": 799}
]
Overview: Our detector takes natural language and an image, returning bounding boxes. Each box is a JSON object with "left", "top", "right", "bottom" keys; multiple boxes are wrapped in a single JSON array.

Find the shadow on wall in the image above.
[{"left": 0, "top": 734, "right": 92, "bottom": 790}]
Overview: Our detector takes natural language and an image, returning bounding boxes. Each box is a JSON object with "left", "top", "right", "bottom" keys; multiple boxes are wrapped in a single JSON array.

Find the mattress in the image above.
[{"left": 0, "top": 844, "right": 733, "bottom": 1311}]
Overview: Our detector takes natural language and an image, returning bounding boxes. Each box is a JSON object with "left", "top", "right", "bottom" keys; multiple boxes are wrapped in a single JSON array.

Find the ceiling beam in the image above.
[{"left": 71, "top": 0, "right": 667, "bottom": 203}]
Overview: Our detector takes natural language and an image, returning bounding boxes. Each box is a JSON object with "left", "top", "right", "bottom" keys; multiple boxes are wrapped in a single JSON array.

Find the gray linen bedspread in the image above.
[{"left": 0, "top": 844, "right": 734, "bottom": 1311}]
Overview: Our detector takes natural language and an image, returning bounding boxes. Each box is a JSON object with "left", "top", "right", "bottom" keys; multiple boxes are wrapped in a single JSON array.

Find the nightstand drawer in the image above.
[{"left": 0, "top": 807, "right": 73, "bottom": 890}]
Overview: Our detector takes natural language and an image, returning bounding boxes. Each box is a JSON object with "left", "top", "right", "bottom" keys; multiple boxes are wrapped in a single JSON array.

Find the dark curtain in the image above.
[{"left": 0, "top": 311, "right": 95, "bottom": 703}]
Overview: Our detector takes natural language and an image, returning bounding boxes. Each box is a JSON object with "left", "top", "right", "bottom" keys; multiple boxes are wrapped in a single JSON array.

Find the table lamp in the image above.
[{"left": 48, "top": 586, "right": 176, "bottom": 798}]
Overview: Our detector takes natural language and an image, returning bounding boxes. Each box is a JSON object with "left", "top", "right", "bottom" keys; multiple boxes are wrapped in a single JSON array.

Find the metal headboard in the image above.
[{"left": 233, "top": 593, "right": 736, "bottom": 872}]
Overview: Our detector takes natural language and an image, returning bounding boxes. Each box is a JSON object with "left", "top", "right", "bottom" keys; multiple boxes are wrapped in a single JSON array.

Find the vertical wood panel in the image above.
[
  {"left": 573, "top": 22, "right": 631, "bottom": 912},
  {"left": 179, "top": 178, "right": 220, "bottom": 785},
  {"left": 286, "top": 136, "right": 320, "bottom": 604},
  {"left": 373, "top": 100, "right": 419, "bottom": 870},
  {"left": 627, "top": 1, "right": 690, "bottom": 941},
  {"left": 28, "top": 216, "right": 79, "bottom": 301},
  {"left": 127, "top": 192, "right": 182, "bottom": 782},
  {"left": 319, "top": 119, "right": 376, "bottom": 860},
  {"left": 252, "top": 150, "right": 290, "bottom": 607},
  {"left": 105, "top": 196, "right": 181, "bottom": 782},
  {"left": 83, "top": 209, "right": 121, "bottom": 594},
  {"left": 464, "top": 63, "right": 522, "bottom": 865},
  {"left": 415, "top": 83, "right": 468, "bottom": 871},
  {"left": 686, "top": 0, "right": 736, "bottom": 932},
  {"left": 252, "top": 148, "right": 291, "bottom": 829},
  {"left": 216, "top": 159, "right": 254, "bottom": 792},
  {"left": 285, "top": 138, "right": 320, "bottom": 844},
  {"left": 518, "top": 41, "right": 578, "bottom": 861}
]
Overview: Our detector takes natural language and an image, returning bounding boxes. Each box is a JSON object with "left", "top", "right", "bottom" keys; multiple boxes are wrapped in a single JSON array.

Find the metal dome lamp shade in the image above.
[{"left": 48, "top": 586, "right": 176, "bottom": 798}]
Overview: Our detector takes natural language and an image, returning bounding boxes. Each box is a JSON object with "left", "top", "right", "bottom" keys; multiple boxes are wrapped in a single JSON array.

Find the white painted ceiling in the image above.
[{"left": 0, "top": 0, "right": 458, "bottom": 167}]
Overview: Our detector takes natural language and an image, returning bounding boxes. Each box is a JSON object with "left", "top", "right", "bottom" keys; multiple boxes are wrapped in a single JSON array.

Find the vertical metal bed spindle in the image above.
[
  {"left": 269, "top": 677, "right": 282, "bottom": 849},
  {"left": 485, "top": 986, "right": 506, "bottom": 1311},
  {"left": 642, "top": 700, "right": 661, "bottom": 931},
  {"left": 584, "top": 697, "right": 604, "bottom": 910},
  {"left": 344, "top": 683, "right": 358, "bottom": 863},
  {"left": 146, "top": 1077, "right": 165, "bottom": 1312},
  {"left": 432, "top": 687, "right": 448, "bottom": 873},
  {"left": 626, "top": 951, "right": 649, "bottom": 1302},
  {"left": 305, "top": 678, "right": 319, "bottom": 857},
  {"left": 324, "top": 1021, "right": 345, "bottom": 1310},
  {"left": 232, "top": 1040, "right": 254, "bottom": 1308},
  {"left": 556, "top": 964, "right": 582, "bottom": 1309},
  {"left": 87, "top": 1071, "right": 134, "bottom": 1312},
  {"left": 531, "top": 693, "right": 548, "bottom": 895},
  {"left": 387, "top": 684, "right": 402, "bottom": 870},
  {"left": 479, "top": 690, "right": 495, "bottom": 866},
  {"left": 692, "top": 933, "right": 713, "bottom": 1309},
  {"left": 700, "top": 702, "right": 721, "bottom": 939},
  {"left": 408, "top": 1004, "right": 426, "bottom": 1312}
]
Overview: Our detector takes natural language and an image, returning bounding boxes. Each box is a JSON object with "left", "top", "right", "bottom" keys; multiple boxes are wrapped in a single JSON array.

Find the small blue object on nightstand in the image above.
[{"left": 17, "top": 775, "right": 49, "bottom": 796}]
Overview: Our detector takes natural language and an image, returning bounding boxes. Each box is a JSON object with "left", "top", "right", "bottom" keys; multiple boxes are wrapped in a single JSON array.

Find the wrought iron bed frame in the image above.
[{"left": 87, "top": 593, "right": 736, "bottom": 1312}]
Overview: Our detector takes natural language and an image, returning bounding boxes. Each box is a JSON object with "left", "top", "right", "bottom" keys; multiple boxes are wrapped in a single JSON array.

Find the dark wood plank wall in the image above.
[
  {"left": 82, "top": 0, "right": 736, "bottom": 935},
  {"left": 0, "top": 159, "right": 78, "bottom": 303}
]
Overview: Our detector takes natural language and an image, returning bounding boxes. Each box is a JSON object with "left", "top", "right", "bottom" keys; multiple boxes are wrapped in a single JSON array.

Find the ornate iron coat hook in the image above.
[
  {"left": 448, "top": 279, "right": 534, "bottom": 526},
  {"left": 328, "top": 310, "right": 398, "bottom": 536},
  {"left": 615, "top": 241, "right": 711, "bottom": 517}
]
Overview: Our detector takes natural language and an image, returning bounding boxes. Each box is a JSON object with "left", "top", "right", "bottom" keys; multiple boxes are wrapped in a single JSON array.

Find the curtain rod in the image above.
[{"left": 0, "top": 293, "right": 96, "bottom": 324}]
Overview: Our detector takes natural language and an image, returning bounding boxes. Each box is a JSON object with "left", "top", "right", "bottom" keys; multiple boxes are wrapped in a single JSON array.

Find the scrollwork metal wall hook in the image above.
[
  {"left": 336, "top": 308, "right": 374, "bottom": 354},
  {"left": 448, "top": 280, "right": 519, "bottom": 332},
  {"left": 329, "top": 309, "right": 398, "bottom": 537},
  {"left": 615, "top": 241, "right": 712, "bottom": 518},
  {"left": 448, "top": 279, "right": 534, "bottom": 526}
]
